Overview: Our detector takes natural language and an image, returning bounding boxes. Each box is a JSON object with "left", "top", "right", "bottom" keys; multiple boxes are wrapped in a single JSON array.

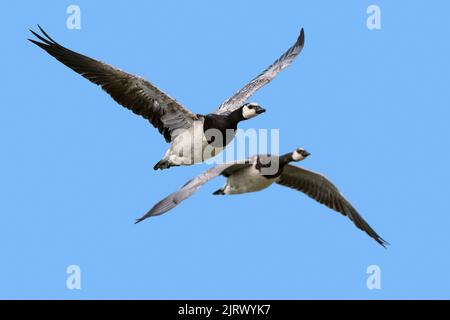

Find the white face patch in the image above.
[
  {"left": 292, "top": 150, "right": 305, "bottom": 161},
  {"left": 242, "top": 104, "right": 258, "bottom": 119}
]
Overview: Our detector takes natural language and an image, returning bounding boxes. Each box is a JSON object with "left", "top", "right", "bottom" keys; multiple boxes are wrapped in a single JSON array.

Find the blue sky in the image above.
[{"left": 1, "top": 1, "right": 449, "bottom": 299}]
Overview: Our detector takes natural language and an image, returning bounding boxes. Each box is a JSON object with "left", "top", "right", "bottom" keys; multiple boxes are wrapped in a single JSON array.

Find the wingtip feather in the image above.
[
  {"left": 134, "top": 218, "right": 145, "bottom": 224},
  {"left": 28, "top": 38, "right": 47, "bottom": 49},
  {"left": 37, "top": 24, "right": 57, "bottom": 44},
  {"left": 379, "top": 238, "right": 390, "bottom": 249},
  {"left": 299, "top": 28, "right": 305, "bottom": 46}
]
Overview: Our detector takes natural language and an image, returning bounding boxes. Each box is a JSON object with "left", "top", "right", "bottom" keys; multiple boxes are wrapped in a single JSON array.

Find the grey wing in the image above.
[
  {"left": 277, "top": 165, "right": 388, "bottom": 247},
  {"left": 135, "top": 160, "right": 254, "bottom": 223},
  {"left": 29, "top": 26, "right": 198, "bottom": 142},
  {"left": 214, "top": 29, "right": 305, "bottom": 115}
]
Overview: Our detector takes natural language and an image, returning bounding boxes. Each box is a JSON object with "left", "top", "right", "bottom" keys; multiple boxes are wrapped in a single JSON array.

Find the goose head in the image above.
[
  {"left": 241, "top": 102, "right": 266, "bottom": 120},
  {"left": 291, "top": 148, "right": 311, "bottom": 162}
]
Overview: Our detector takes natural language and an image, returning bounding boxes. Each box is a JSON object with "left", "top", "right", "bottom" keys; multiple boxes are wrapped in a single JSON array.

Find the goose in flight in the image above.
[
  {"left": 29, "top": 26, "right": 305, "bottom": 169},
  {"left": 136, "top": 148, "right": 388, "bottom": 247}
]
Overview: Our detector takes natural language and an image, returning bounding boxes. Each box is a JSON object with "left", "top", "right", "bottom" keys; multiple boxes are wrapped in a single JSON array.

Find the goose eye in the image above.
[{"left": 247, "top": 105, "right": 254, "bottom": 109}]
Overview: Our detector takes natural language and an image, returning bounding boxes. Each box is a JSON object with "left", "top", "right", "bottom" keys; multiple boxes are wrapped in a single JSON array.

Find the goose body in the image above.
[
  {"left": 217, "top": 164, "right": 277, "bottom": 194},
  {"left": 29, "top": 26, "right": 305, "bottom": 169},
  {"left": 136, "top": 148, "right": 388, "bottom": 247},
  {"left": 157, "top": 118, "right": 224, "bottom": 168}
]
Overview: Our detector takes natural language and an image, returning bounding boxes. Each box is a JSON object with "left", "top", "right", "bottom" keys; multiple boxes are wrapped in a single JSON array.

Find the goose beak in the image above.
[{"left": 256, "top": 106, "right": 266, "bottom": 114}]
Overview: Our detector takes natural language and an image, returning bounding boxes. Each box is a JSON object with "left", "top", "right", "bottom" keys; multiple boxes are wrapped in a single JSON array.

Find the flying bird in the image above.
[
  {"left": 136, "top": 148, "right": 388, "bottom": 247},
  {"left": 29, "top": 26, "right": 305, "bottom": 169}
]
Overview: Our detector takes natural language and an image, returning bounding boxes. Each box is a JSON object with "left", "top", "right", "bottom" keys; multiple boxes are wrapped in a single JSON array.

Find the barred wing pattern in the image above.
[
  {"left": 214, "top": 29, "right": 305, "bottom": 115},
  {"left": 29, "top": 26, "right": 198, "bottom": 142},
  {"left": 277, "top": 165, "right": 388, "bottom": 247},
  {"left": 135, "top": 161, "right": 253, "bottom": 222}
]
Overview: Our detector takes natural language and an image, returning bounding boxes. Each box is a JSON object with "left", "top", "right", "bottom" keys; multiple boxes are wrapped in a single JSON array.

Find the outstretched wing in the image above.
[
  {"left": 29, "top": 26, "right": 198, "bottom": 142},
  {"left": 214, "top": 29, "right": 305, "bottom": 115},
  {"left": 277, "top": 165, "right": 388, "bottom": 247},
  {"left": 135, "top": 161, "right": 254, "bottom": 223}
]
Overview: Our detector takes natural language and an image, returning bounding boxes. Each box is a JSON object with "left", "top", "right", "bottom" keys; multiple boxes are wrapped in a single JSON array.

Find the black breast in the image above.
[{"left": 203, "top": 114, "right": 237, "bottom": 148}]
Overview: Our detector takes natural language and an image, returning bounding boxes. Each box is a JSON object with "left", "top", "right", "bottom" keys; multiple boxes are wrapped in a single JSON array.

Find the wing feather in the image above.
[
  {"left": 277, "top": 165, "right": 388, "bottom": 247},
  {"left": 135, "top": 160, "right": 254, "bottom": 223},
  {"left": 214, "top": 29, "right": 305, "bottom": 115},
  {"left": 29, "top": 26, "right": 198, "bottom": 142}
]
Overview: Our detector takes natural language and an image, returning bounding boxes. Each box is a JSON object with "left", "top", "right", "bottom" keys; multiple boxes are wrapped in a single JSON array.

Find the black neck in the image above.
[
  {"left": 279, "top": 153, "right": 294, "bottom": 167},
  {"left": 257, "top": 153, "right": 292, "bottom": 178},
  {"left": 228, "top": 108, "right": 245, "bottom": 126}
]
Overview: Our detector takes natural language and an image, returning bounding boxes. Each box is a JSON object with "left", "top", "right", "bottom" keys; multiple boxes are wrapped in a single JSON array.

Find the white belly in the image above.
[
  {"left": 165, "top": 121, "right": 224, "bottom": 165},
  {"left": 224, "top": 165, "right": 276, "bottom": 194}
]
